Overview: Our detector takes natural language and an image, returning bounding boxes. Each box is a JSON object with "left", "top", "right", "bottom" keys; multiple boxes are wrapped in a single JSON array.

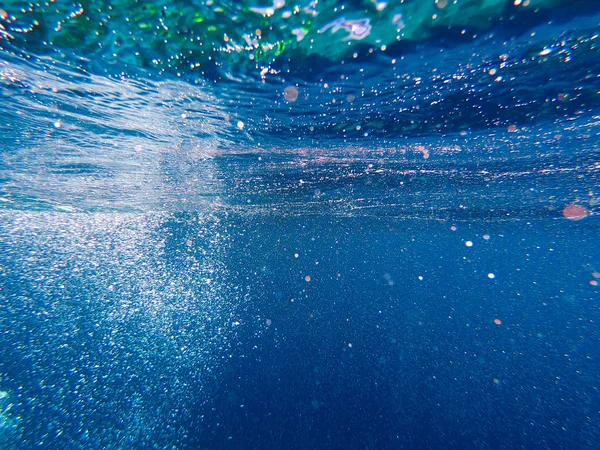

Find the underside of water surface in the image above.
[
  {"left": 1, "top": 0, "right": 600, "bottom": 218},
  {"left": 1, "top": 1, "right": 600, "bottom": 449}
]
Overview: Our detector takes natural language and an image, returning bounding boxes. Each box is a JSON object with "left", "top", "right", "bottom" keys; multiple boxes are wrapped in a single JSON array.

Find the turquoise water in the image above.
[{"left": 1, "top": 1, "right": 600, "bottom": 448}]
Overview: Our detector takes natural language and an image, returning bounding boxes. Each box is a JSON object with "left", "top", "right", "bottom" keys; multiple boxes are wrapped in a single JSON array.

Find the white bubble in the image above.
[
  {"left": 465, "top": 241, "right": 473, "bottom": 247},
  {"left": 488, "top": 273, "right": 496, "bottom": 279}
]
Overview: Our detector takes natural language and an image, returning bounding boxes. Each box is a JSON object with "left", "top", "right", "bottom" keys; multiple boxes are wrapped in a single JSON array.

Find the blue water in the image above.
[{"left": 1, "top": 1, "right": 600, "bottom": 449}]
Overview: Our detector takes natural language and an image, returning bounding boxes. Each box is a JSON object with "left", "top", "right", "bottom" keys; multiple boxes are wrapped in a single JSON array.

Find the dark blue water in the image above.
[
  {"left": 2, "top": 213, "right": 599, "bottom": 448},
  {"left": 191, "top": 217, "right": 600, "bottom": 449},
  {"left": 1, "top": 1, "right": 600, "bottom": 448}
]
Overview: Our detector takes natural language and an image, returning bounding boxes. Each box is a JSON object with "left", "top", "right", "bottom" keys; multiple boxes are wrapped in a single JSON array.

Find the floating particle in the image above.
[
  {"left": 418, "top": 276, "right": 423, "bottom": 281},
  {"left": 450, "top": 225, "right": 457, "bottom": 231},
  {"left": 54, "top": 119, "right": 62, "bottom": 128},
  {"left": 488, "top": 273, "right": 496, "bottom": 279},
  {"left": 305, "top": 275, "right": 311, "bottom": 282},
  {"left": 266, "top": 319, "right": 272, "bottom": 326},
  {"left": 590, "top": 280, "right": 598, "bottom": 286},
  {"left": 465, "top": 241, "right": 473, "bottom": 247},
  {"left": 482, "top": 234, "right": 490, "bottom": 240},
  {"left": 494, "top": 318, "right": 501, "bottom": 325},
  {"left": 436, "top": 0, "right": 448, "bottom": 9},
  {"left": 507, "top": 125, "right": 517, "bottom": 132},
  {"left": 236, "top": 121, "right": 244, "bottom": 130},
  {"left": 493, "top": 378, "right": 500, "bottom": 384},
  {"left": 284, "top": 86, "right": 298, "bottom": 102},
  {"left": 592, "top": 272, "right": 600, "bottom": 279},
  {"left": 348, "top": 343, "right": 353, "bottom": 348},
  {"left": 562, "top": 204, "right": 588, "bottom": 220}
]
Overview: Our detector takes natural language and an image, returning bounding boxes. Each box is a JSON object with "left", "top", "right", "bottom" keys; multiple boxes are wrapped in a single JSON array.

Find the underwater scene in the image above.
[{"left": 1, "top": 0, "right": 600, "bottom": 448}]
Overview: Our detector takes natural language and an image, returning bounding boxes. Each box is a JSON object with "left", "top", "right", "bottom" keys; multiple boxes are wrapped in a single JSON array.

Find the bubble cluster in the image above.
[{"left": 0, "top": 211, "right": 238, "bottom": 448}]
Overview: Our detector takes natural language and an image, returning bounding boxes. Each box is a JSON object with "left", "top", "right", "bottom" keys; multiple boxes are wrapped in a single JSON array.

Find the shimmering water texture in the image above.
[
  {"left": 0, "top": 0, "right": 595, "bottom": 76},
  {"left": 1, "top": 0, "right": 600, "bottom": 449}
]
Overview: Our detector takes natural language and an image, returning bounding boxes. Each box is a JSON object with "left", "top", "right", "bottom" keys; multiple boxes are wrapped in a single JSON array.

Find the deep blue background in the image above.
[
  {"left": 1, "top": 212, "right": 599, "bottom": 448},
  {"left": 184, "top": 216, "right": 600, "bottom": 449}
]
